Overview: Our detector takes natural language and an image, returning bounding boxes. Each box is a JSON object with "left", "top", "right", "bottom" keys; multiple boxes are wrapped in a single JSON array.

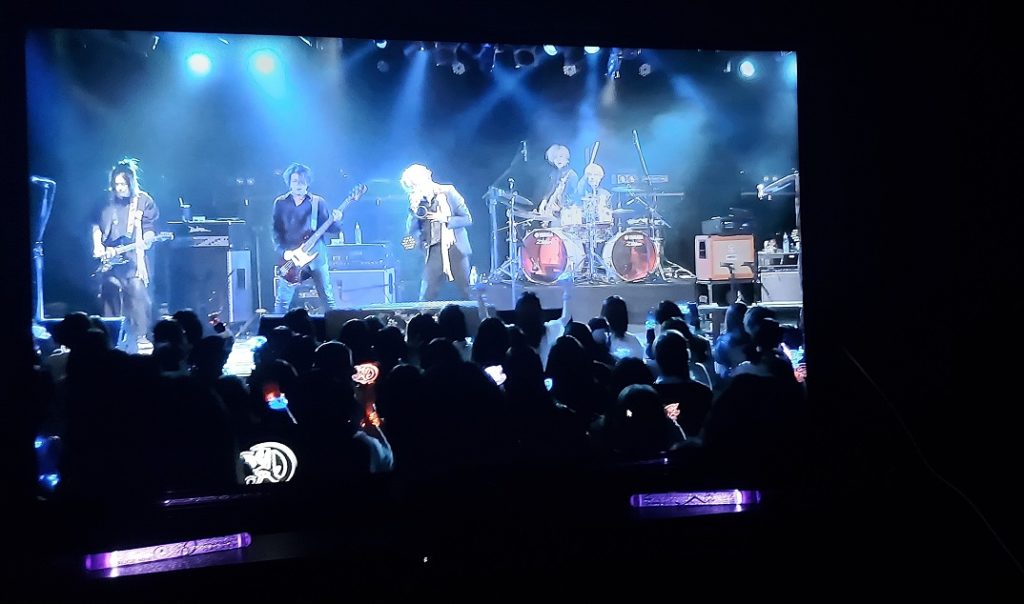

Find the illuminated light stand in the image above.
[
  {"left": 630, "top": 490, "right": 761, "bottom": 507},
  {"left": 84, "top": 532, "right": 252, "bottom": 572}
]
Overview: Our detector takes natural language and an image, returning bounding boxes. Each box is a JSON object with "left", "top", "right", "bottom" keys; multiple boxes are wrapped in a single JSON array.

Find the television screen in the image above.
[{"left": 24, "top": 26, "right": 807, "bottom": 577}]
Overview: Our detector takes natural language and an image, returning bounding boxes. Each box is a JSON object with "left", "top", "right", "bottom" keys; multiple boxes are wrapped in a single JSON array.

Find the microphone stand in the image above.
[
  {"left": 631, "top": 131, "right": 667, "bottom": 282},
  {"left": 30, "top": 177, "right": 56, "bottom": 323}
]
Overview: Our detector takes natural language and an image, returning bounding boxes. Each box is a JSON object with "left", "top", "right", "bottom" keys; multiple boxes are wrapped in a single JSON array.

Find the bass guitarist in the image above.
[{"left": 272, "top": 163, "right": 344, "bottom": 314}]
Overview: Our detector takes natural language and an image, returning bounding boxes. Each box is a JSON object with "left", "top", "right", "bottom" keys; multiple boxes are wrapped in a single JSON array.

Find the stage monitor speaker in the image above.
[
  {"left": 695, "top": 235, "right": 756, "bottom": 281},
  {"left": 274, "top": 269, "right": 396, "bottom": 313},
  {"left": 163, "top": 248, "right": 253, "bottom": 322},
  {"left": 760, "top": 269, "right": 803, "bottom": 303}
]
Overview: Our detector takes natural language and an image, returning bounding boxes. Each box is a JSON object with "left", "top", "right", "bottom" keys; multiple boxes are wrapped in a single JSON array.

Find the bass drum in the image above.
[
  {"left": 520, "top": 228, "right": 585, "bottom": 284},
  {"left": 602, "top": 229, "right": 659, "bottom": 282}
]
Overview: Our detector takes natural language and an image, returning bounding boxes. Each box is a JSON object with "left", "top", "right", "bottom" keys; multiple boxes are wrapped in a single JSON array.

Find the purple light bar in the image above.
[
  {"left": 161, "top": 493, "right": 260, "bottom": 507},
  {"left": 630, "top": 490, "right": 761, "bottom": 508},
  {"left": 84, "top": 532, "right": 252, "bottom": 571}
]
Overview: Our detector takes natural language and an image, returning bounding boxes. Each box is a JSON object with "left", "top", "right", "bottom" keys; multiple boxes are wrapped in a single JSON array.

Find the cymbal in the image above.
[
  {"left": 514, "top": 210, "right": 556, "bottom": 220},
  {"left": 611, "top": 186, "right": 648, "bottom": 193},
  {"left": 652, "top": 191, "right": 686, "bottom": 197},
  {"left": 612, "top": 208, "right": 639, "bottom": 217},
  {"left": 497, "top": 193, "right": 534, "bottom": 208}
]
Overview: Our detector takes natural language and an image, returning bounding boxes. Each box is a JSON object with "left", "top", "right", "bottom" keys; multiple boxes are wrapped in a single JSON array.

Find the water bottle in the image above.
[
  {"left": 469, "top": 266, "right": 478, "bottom": 285},
  {"left": 354, "top": 222, "right": 362, "bottom": 244},
  {"left": 782, "top": 232, "right": 791, "bottom": 253}
]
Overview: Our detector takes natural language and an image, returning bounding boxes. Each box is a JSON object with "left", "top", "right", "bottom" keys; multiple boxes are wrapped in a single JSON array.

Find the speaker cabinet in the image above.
[
  {"left": 162, "top": 248, "right": 253, "bottom": 322},
  {"left": 760, "top": 269, "right": 803, "bottom": 302},
  {"left": 695, "top": 235, "right": 756, "bottom": 281}
]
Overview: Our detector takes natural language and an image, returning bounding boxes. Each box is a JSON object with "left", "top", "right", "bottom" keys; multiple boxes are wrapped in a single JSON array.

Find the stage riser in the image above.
[{"left": 482, "top": 280, "right": 697, "bottom": 325}]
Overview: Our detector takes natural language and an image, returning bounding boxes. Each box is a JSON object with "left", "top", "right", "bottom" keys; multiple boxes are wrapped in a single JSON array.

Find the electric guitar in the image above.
[
  {"left": 94, "top": 231, "right": 174, "bottom": 275},
  {"left": 276, "top": 183, "right": 367, "bottom": 284}
]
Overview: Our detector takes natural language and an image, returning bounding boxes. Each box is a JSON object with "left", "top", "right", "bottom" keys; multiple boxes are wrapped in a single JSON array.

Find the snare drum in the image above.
[
  {"left": 520, "top": 228, "right": 585, "bottom": 284},
  {"left": 602, "top": 229, "right": 659, "bottom": 282}
]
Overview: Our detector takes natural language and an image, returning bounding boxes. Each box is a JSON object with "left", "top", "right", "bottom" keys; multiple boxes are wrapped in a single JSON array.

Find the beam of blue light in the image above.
[
  {"left": 186, "top": 52, "right": 212, "bottom": 76},
  {"left": 386, "top": 49, "right": 429, "bottom": 150},
  {"left": 784, "top": 53, "right": 797, "bottom": 85},
  {"left": 457, "top": 62, "right": 533, "bottom": 135}
]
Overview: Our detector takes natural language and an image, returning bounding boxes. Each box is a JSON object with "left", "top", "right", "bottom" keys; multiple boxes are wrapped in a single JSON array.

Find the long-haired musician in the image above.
[
  {"left": 91, "top": 158, "right": 159, "bottom": 352},
  {"left": 402, "top": 164, "right": 473, "bottom": 301}
]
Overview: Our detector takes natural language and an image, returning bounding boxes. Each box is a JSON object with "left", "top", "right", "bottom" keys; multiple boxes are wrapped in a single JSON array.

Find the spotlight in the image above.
[
  {"left": 639, "top": 63, "right": 652, "bottom": 76},
  {"left": 723, "top": 60, "right": 732, "bottom": 73},
  {"left": 739, "top": 59, "right": 756, "bottom": 78},
  {"left": 563, "top": 47, "right": 583, "bottom": 76},
  {"left": 584, "top": 46, "right": 600, "bottom": 54},
  {"left": 478, "top": 44, "right": 496, "bottom": 72},
  {"left": 452, "top": 61, "right": 466, "bottom": 75},
  {"left": 250, "top": 49, "right": 278, "bottom": 75},
  {"left": 513, "top": 46, "right": 536, "bottom": 68},
  {"left": 151, "top": 35, "right": 160, "bottom": 51},
  {"left": 186, "top": 52, "right": 212, "bottom": 76},
  {"left": 375, "top": 40, "right": 388, "bottom": 49},
  {"left": 403, "top": 42, "right": 426, "bottom": 57},
  {"left": 606, "top": 48, "right": 621, "bottom": 78},
  {"left": 542, "top": 45, "right": 558, "bottom": 56}
]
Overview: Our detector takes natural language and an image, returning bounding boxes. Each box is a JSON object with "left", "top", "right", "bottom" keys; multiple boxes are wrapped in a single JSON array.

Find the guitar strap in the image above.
[{"left": 310, "top": 196, "right": 319, "bottom": 231}]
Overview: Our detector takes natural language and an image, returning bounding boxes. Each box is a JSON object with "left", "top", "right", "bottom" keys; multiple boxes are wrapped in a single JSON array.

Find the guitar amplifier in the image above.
[
  {"left": 695, "top": 235, "right": 756, "bottom": 281},
  {"left": 166, "top": 220, "right": 248, "bottom": 248},
  {"left": 274, "top": 268, "right": 396, "bottom": 311},
  {"left": 701, "top": 216, "right": 753, "bottom": 235},
  {"left": 325, "top": 244, "right": 394, "bottom": 270}
]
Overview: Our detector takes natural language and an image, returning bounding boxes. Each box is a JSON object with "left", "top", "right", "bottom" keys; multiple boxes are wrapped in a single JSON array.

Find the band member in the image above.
[
  {"left": 402, "top": 164, "right": 473, "bottom": 301},
  {"left": 574, "top": 162, "right": 613, "bottom": 223},
  {"left": 536, "top": 144, "right": 578, "bottom": 226},
  {"left": 272, "top": 163, "right": 343, "bottom": 313},
  {"left": 91, "top": 158, "right": 159, "bottom": 353}
]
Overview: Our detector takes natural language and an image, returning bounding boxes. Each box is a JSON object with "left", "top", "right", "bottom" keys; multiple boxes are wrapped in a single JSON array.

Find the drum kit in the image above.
[{"left": 487, "top": 185, "right": 691, "bottom": 285}]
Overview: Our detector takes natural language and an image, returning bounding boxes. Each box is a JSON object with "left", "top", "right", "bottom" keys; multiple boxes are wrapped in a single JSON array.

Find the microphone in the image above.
[
  {"left": 521, "top": 140, "right": 528, "bottom": 162},
  {"left": 30, "top": 175, "right": 55, "bottom": 186}
]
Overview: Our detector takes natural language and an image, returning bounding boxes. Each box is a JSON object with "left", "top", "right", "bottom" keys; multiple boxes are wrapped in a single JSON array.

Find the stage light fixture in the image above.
[{"left": 513, "top": 46, "right": 536, "bottom": 68}]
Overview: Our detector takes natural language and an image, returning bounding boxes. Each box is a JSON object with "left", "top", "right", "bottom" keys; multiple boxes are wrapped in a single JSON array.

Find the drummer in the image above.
[{"left": 574, "top": 162, "right": 613, "bottom": 225}]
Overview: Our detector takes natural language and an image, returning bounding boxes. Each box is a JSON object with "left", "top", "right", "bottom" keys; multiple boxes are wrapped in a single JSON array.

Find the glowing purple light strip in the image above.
[
  {"left": 630, "top": 490, "right": 761, "bottom": 508},
  {"left": 84, "top": 532, "right": 252, "bottom": 571}
]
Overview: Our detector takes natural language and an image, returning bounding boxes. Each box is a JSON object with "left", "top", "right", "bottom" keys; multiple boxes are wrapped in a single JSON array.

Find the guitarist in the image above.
[
  {"left": 272, "top": 163, "right": 344, "bottom": 313},
  {"left": 91, "top": 158, "right": 159, "bottom": 353},
  {"left": 401, "top": 164, "right": 473, "bottom": 301},
  {"left": 534, "top": 144, "right": 578, "bottom": 227}
]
